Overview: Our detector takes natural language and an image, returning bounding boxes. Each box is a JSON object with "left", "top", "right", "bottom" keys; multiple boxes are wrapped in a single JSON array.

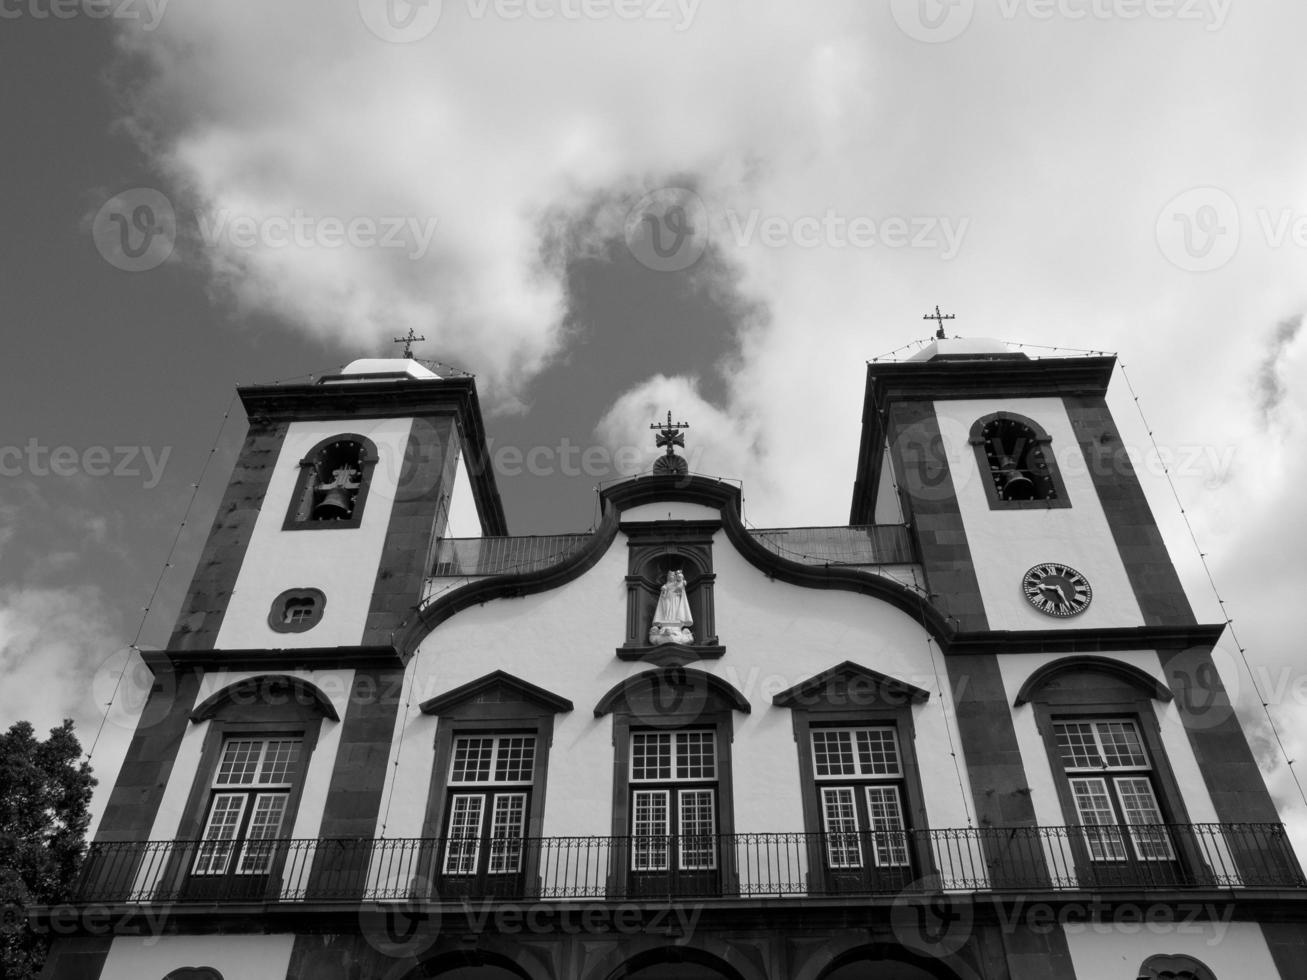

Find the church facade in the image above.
[{"left": 35, "top": 342, "right": 1307, "bottom": 980}]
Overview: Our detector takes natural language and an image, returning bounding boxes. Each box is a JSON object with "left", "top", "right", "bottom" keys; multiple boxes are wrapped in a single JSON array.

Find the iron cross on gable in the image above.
[
  {"left": 392, "top": 328, "right": 426, "bottom": 359},
  {"left": 651, "top": 410, "right": 689, "bottom": 456},
  {"left": 923, "top": 304, "right": 955, "bottom": 340}
]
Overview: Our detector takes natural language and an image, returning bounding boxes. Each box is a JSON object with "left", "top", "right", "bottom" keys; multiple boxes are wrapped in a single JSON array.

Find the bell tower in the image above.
[
  {"left": 849, "top": 337, "right": 1194, "bottom": 634},
  {"left": 169, "top": 357, "right": 507, "bottom": 652}
]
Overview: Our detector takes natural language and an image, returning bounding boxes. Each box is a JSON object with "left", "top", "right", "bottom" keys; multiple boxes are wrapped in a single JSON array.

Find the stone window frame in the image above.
[
  {"left": 968, "top": 411, "right": 1071, "bottom": 510},
  {"left": 597, "top": 667, "right": 749, "bottom": 897},
  {"left": 417, "top": 672, "right": 572, "bottom": 897},
  {"left": 159, "top": 676, "right": 337, "bottom": 900},
  {"left": 282, "top": 433, "right": 379, "bottom": 531},
  {"left": 1015, "top": 656, "right": 1203, "bottom": 880},
  {"left": 267, "top": 588, "right": 326, "bottom": 634},
  {"left": 772, "top": 661, "right": 934, "bottom": 892}
]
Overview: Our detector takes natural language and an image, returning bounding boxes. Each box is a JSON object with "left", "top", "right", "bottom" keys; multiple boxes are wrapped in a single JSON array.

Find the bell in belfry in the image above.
[
  {"left": 995, "top": 455, "right": 1036, "bottom": 501},
  {"left": 312, "top": 464, "right": 361, "bottom": 520}
]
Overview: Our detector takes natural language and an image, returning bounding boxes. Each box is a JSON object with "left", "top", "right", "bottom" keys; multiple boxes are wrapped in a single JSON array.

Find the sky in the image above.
[{"left": 1, "top": 0, "right": 1306, "bottom": 855}]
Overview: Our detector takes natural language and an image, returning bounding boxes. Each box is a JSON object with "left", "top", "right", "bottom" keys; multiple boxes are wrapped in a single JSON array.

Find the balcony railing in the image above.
[
  {"left": 428, "top": 526, "right": 916, "bottom": 579},
  {"left": 72, "top": 824, "right": 1302, "bottom": 905}
]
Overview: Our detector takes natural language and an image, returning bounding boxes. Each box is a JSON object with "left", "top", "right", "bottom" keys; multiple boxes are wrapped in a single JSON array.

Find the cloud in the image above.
[{"left": 1254, "top": 314, "right": 1304, "bottom": 425}]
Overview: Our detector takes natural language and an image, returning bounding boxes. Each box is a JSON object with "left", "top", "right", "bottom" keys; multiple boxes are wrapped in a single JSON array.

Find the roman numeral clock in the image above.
[{"left": 1022, "top": 562, "right": 1093, "bottom": 617}]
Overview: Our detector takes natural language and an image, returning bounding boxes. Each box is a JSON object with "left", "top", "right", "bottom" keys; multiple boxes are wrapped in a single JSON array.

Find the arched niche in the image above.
[{"left": 620, "top": 520, "right": 721, "bottom": 659}]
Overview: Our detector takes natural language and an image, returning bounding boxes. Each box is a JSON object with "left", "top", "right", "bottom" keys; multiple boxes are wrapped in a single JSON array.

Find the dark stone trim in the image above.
[
  {"left": 33, "top": 936, "right": 112, "bottom": 980},
  {"left": 1261, "top": 921, "right": 1307, "bottom": 980},
  {"left": 266, "top": 588, "right": 326, "bottom": 634},
  {"left": 1013, "top": 655, "right": 1175, "bottom": 706},
  {"left": 167, "top": 418, "right": 288, "bottom": 650},
  {"left": 850, "top": 356, "right": 1116, "bottom": 524},
  {"left": 419, "top": 670, "right": 574, "bottom": 716},
  {"left": 946, "top": 653, "right": 1041, "bottom": 831},
  {"left": 616, "top": 644, "right": 726, "bottom": 665},
  {"left": 37, "top": 889, "right": 1307, "bottom": 938},
  {"left": 141, "top": 645, "right": 406, "bottom": 673},
  {"left": 772, "top": 660, "right": 930, "bottom": 708},
  {"left": 316, "top": 667, "right": 406, "bottom": 841},
  {"left": 239, "top": 375, "right": 507, "bottom": 535},
  {"left": 593, "top": 667, "right": 752, "bottom": 718},
  {"left": 280, "top": 432, "right": 378, "bottom": 531},
  {"left": 363, "top": 415, "right": 462, "bottom": 646},
  {"left": 93, "top": 667, "right": 203, "bottom": 843},
  {"left": 1158, "top": 645, "right": 1286, "bottom": 826},
  {"left": 943, "top": 623, "right": 1226, "bottom": 655},
  {"left": 189, "top": 674, "right": 341, "bottom": 722},
  {"left": 1065, "top": 395, "right": 1196, "bottom": 627}
]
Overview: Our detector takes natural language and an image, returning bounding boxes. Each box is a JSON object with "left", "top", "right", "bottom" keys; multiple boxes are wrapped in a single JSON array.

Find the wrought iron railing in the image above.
[
  {"left": 747, "top": 525, "right": 916, "bottom": 567},
  {"left": 72, "top": 824, "right": 1302, "bottom": 905},
  {"left": 429, "top": 526, "right": 915, "bottom": 579}
]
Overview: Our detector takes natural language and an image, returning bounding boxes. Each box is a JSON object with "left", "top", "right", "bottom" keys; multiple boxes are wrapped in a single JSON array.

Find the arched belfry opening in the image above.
[{"left": 969, "top": 413, "right": 1068, "bottom": 508}]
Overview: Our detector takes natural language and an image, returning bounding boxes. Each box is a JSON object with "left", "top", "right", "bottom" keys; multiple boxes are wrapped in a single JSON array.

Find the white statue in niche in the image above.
[{"left": 649, "top": 570, "right": 695, "bottom": 645}]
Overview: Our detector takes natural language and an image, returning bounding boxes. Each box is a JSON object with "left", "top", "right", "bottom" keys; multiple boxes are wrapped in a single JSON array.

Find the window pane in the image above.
[
  {"left": 1097, "top": 722, "right": 1149, "bottom": 769},
  {"left": 450, "top": 737, "right": 495, "bottom": 783},
  {"left": 632, "top": 790, "right": 669, "bottom": 871},
  {"left": 820, "top": 787, "right": 863, "bottom": 868},
  {"left": 1070, "top": 777, "right": 1128, "bottom": 861},
  {"left": 631, "top": 732, "right": 672, "bottom": 782},
  {"left": 258, "top": 740, "right": 302, "bottom": 785},
  {"left": 493, "top": 736, "right": 536, "bottom": 783},
  {"left": 855, "top": 728, "right": 901, "bottom": 776},
  {"left": 238, "top": 794, "right": 288, "bottom": 874},
  {"left": 216, "top": 740, "right": 262, "bottom": 786},
  {"left": 488, "top": 793, "right": 528, "bottom": 874},
  {"left": 675, "top": 730, "right": 716, "bottom": 780},
  {"left": 678, "top": 789, "right": 717, "bottom": 870},
  {"left": 1054, "top": 722, "right": 1100, "bottom": 770},
  {"left": 865, "top": 786, "right": 909, "bottom": 867},
  {"left": 812, "top": 730, "right": 857, "bottom": 778},
  {"left": 194, "top": 794, "right": 246, "bottom": 875},
  {"left": 444, "top": 795, "right": 485, "bottom": 875},
  {"left": 1115, "top": 777, "right": 1175, "bottom": 861}
]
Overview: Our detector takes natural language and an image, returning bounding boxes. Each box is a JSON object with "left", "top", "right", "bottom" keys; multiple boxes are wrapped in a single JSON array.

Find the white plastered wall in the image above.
[
  {"left": 932, "top": 397, "right": 1144, "bottom": 631},
  {"left": 100, "top": 934, "right": 295, "bottom": 980},
  {"left": 443, "top": 453, "right": 483, "bottom": 538},
  {"left": 215, "top": 417, "right": 413, "bottom": 649},
  {"left": 375, "top": 501, "right": 975, "bottom": 852}
]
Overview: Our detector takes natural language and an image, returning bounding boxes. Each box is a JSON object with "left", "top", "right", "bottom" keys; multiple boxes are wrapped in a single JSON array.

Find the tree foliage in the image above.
[{"left": 0, "top": 720, "right": 96, "bottom": 980}]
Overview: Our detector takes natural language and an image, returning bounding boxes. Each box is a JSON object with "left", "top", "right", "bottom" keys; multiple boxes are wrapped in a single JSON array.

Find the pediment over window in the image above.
[
  {"left": 163, "top": 967, "right": 224, "bottom": 980},
  {"left": 419, "top": 670, "right": 573, "bottom": 717},
  {"left": 190, "top": 674, "right": 340, "bottom": 722},
  {"left": 772, "top": 661, "right": 930, "bottom": 710},
  {"left": 1014, "top": 655, "right": 1173, "bottom": 707},
  {"left": 594, "top": 667, "right": 750, "bottom": 719}
]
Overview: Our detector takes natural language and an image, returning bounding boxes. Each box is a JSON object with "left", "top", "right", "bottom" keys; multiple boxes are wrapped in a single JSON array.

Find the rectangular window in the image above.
[
  {"left": 442, "top": 734, "right": 536, "bottom": 877},
  {"left": 810, "top": 727, "right": 909, "bottom": 872},
  {"left": 1054, "top": 719, "right": 1174, "bottom": 862},
  {"left": 194, "top": 737, "right": 302, "bottom": 877},
  {"left": 628, "top": 730, "right": 719, "bottom": 874}
]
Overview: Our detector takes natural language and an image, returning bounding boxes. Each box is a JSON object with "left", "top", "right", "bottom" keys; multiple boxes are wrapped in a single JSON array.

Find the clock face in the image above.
[{"left": 1022, "top": 563, "right": 1092, "bottom": 617}]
